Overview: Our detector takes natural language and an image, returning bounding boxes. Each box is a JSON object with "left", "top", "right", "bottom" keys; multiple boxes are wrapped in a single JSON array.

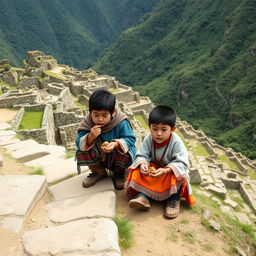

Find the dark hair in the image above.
[
  {"left": 149, "top": 105, "right": 176, "bottom": 128},
  {"left": 89, "top": 89, "right": 116, "bottom": 114}
]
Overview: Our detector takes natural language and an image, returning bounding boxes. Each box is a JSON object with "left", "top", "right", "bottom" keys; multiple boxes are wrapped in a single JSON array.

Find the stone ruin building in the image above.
[{"left": 0, "top": 50, "right": 256, "bottom": 225}]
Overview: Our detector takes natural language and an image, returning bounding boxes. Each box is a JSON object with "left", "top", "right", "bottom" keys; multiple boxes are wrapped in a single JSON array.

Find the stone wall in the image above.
[
  {"left": 115, "top": 89, "right": 139, "bottom": 103},
  {"left": 47, "top": 83, "right": 64, "bottom": 95},
  {"left": 42, "top": 104, "right": 56, "bottom": 144},
  {"left": 59, "top": 123, "right": 79, "bottom": 149},
  {"left": 16, "top": 104, "right": 56, "bottom": 145},
  {"left": 1, "top": 70, "right": 19, "bottom": 86},
  {"left": 177, "top": 119, "right": 254, "bottom": 176},
  {"left": 129, "top": 101, "right": 154, "bottom": 113},
  {"left": 58, "top": 88, "right": 74, "bottom": 109},
  {"left": 239, "top": 184, "right": 256, "bottom": 213},
  {"left": 19, "top": 77, "right": 40, "bottom": 88},
  {"left": 10, "top": 108, "right": 25, "bottom": 130},
  {"left": 54, "top": 111, "right": 83, "bottom": 128},
  {"left": 0, "top": 91, "right": 38, "bottom": 108},
  {"left": 69, "top": 81, "right": 85, "bottom": 95}
]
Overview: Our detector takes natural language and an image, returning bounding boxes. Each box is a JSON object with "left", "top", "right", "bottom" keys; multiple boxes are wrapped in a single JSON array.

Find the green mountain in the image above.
[
  {"left": 0, "top": 0, "right": 159, "bottom": 69},
  {"left": 93, "top": 0, "right": 256, "bottom": 159}
]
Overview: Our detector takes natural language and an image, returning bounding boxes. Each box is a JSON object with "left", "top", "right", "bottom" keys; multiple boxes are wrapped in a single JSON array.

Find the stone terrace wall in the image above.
[
  {"left": 16, "top": 104, "right": 56, "bottom": 145},
  {"left": 47, "top": 83, "right": 64, "bottom": 95},
  {"left": 177, "top": 119, "right": 253, "bottom": 176},
  {"left": 0, "top": 91, "right": 38, "bottom": 108},
  {"left": 19, "top": 77, "right": 40, "bottom": 89},
  {"left": 10, "top": 108, "right": 25, "bottom": 130},
  {"left": 58, "top": 88, "right": 74, "bottom": 109},
  {"left": 115, "top": 89, "right": 140, "bottom": 103},
  {"left": 54, "top": 111, "right": 83, "bottom": 128},
  {"left": 59, "top": 123, "right": 79, "bottom": 150}
]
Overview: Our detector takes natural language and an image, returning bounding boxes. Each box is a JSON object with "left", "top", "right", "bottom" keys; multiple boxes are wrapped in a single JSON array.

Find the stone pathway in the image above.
[{"left": 0, "top": 122, "right": 121, "bottom": 256}]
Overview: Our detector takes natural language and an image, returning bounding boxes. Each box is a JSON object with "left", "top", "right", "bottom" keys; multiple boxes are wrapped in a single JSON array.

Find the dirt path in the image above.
[{"left": 0, "top": 108, "right": 18, "bottom": 122}]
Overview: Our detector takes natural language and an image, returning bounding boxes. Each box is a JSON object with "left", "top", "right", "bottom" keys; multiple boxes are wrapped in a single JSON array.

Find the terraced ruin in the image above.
[{"left": 0, "top": 51, "right": 255, "bottom": 256}]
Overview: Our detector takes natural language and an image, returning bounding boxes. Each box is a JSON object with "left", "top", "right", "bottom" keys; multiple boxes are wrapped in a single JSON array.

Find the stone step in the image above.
[
  {"left": 47, "top": 190, "right": 116, "bottom": 223},
  {"left": 0, "top": 175, "right": 47, "bottom": 233},
  {"left": 5, "top": 139, "right": 38, "bottom": 153},
  {"left": 43, "top": 157, "right": 85, "bottom": 183},
  {"left": 22, "top": 218, "right": 120, "bottom": 256},
  {"left": 0, "top": 122, "right": 11, "bottom": 130},
  {"left": 0, "top": 135, "right": 21, "bottom": 146},
  {"left": 9, "top": 145, "right": 50, "bottom": 163},
  {"left": 0, "top": 130, "right": 16, "bottom": 137},
  {"left": 25, "top": 153, "right": 67, "bottom": 168},
  {"left": 49, "top": 172, "right": 114, "bottom": 201}
]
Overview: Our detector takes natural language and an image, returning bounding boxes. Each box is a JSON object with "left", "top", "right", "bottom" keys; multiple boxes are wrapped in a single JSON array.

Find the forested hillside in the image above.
[
  {"left": 0, "top": 0, "right": 159, "bottom": 69},
  {"left": 93, "top": 0, "right": 256, "bottom": 159}
]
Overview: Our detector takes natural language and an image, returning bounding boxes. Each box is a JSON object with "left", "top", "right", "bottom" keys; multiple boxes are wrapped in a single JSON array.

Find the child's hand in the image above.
[
  {"left": 90, "top": 125, "right": 101, "bottom": 140},
  {"left": 149, "top": 167, "right": 171, "bottom": 177},
  {"left": 101, "top": 141, "right": 117, "bottom": 153},
  {"left": 140, "top": 163, "right": 149, "bottom": 175}
]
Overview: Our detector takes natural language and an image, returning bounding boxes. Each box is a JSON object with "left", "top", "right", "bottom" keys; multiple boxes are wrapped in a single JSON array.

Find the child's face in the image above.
[
  {"left": 150, "top": 123, "right": 175, "bottom": 144},
  {"left": 91, "top": 110, "right": 112, "bottom": 127}
]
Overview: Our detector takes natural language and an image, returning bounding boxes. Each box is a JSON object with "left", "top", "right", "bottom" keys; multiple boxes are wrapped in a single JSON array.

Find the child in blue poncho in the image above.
[{"left": 76, "top": 89, "right": 136, "bottom": 190}]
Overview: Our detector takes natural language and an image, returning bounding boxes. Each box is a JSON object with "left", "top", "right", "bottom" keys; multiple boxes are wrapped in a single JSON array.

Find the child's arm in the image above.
[
  {"left": 87, "top": 125, "right": 101, "bottom": 145},
  {"left": 76, "top": 125, "right": 101, "bottom": 151},
  {"left": 111, "top": 120, "right": 136, "bottom": 154},
  {"left": 129, "top": 134, "right": 152, "bottom": 170},
  {"left": 166, "top": 135, "right": 189, "bottom": 177}
]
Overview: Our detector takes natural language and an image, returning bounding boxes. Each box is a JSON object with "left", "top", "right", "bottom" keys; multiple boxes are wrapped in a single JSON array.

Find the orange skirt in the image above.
[{"left": 125, "top": 163, "right": 195, "bottom": 206}]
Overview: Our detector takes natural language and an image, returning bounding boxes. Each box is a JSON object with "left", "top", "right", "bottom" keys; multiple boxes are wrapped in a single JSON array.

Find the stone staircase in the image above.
[{"left": 0, "top": 122, "right": 121, "bottom": 256}]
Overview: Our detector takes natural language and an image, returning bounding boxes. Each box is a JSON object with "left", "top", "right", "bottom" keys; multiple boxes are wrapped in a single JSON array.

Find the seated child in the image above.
[
  {"left": 76, "top": 89, "right": 136, "bottom": 190},
  {"left": 125, "top": 105, "right": 195, "bottom": 218}
]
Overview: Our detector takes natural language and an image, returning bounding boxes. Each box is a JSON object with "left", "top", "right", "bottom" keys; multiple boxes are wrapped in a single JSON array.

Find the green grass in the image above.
[
  {"left": 11, "top": 67, "right": 25, "bottom": 71},
  {"left": 30, "top": 167, "right": 44, "bottom": 175},
  {"left": 0, "top": 80, "right": 17, "bottom": 91},
  {"left": 193, "top": 142, "right": 211, "bottom": 157},
  {"left": 18, "top": 111, "right": 43, "bottom": 130},
  {"left": 180, "top": 218, "right": 189, "bottom": 224},
  {"left": 184, "top": 231, "right": 196, "bottom": 244},
  {"left": 44, "top": 71, "right": 64, "bottom": 80},
  {"left": 65, "top": 151, "right": 74, "bottom": 159},
  {"left": 74, "top": 100, "right": 86, "bottom": 110},
  {"left": 192, "top": 188, "right": 256, "bottom": 255},
  {"left": 217, "top": 154, "right": 240, "bottom": 171},
  {"left": 247, "top": 168, "right": 256, "bottom": 180},
  {"left": 175, "top": 129, "right": 189, "bottom": 150},
  {"left": 108, "top": 88, "right": 121, "bottom": 93},
  {"left": 134, "top": 114, "right": 149, "bottom": 130},
  {"left": 202, "top": 242, "right": 214, "bottom": 252},
  {"left": 113, "top": 216, "right": 134, "bottom": 249},
  {"left": 167, "top": 224, "right": 179, "bottom": 242}
]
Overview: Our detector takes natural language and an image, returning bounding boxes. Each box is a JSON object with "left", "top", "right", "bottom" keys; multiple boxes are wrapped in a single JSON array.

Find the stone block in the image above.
[
  {"left": 43, "top": 158, "right": 80, "bottom": 183},
  {"left": 47, "top": 191, "right": 116, "bottom": 223},
  {"left": 49, "top": 172, "right": 113, "bottom": 201},
  {"left": 10, "top": 145, "right": 50, "bottom": 162},
  {"left": 0, "top": 175, "right": 46, "bottom": 216},
  {"left": 0, "top": 122, "right": 11, "bottom": 130},
  {"left": 189, "top": 168, "right": 201, "bottom": 184},
  {"left": 224, "top": 199, "right": 238, "bottom": 209},
  {"left": 22, "top": 218, "right": 120, "bottom": 255},
  {"left": 205, "top": 184, "right": 227, "bottom": 199},
  {"left": 5, "top": 139, "right": 38, "bottom": 153}
]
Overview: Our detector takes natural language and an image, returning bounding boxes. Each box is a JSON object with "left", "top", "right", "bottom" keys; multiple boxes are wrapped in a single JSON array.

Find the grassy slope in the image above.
[{"left": 93, "top": 0, "right": 256, "bottom": 159}]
